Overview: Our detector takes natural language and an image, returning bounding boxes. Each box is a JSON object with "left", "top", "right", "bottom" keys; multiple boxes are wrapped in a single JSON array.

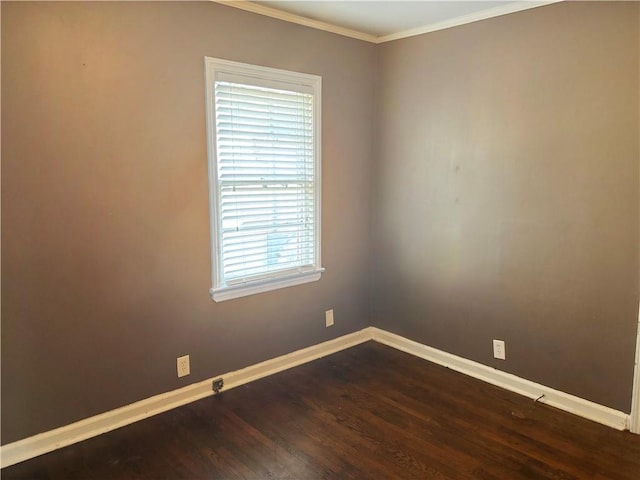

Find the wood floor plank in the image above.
[{"left": 3, "top": 342, "right": 640, "bottom": 479}]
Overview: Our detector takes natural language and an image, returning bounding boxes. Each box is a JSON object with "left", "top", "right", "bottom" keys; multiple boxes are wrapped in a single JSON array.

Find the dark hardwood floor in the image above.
[{"left": 3, "top": 342, "right": 640, "bottom": 479}]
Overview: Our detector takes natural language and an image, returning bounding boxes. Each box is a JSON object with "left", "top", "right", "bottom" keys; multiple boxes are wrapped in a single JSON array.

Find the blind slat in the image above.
[
  {"left": 223, "top": 237, "right": 315, "bottom": 255},
  {"left": 224, "top": 245, "right": 315, "bottom": 263},
  {"left": 214, "top": 78, "right": 317, "bottom": 284},
  {"left": 225, "top": 258, "right": 315, "bottom": 277}
]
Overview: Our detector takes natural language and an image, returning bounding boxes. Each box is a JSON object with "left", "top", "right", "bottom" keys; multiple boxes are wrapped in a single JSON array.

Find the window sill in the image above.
[{"left": 210, "top": 268, "right": 324, "bottom": 302}]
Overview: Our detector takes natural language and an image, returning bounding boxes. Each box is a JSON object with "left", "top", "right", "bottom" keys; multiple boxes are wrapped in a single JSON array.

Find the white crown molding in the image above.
[
  {"left": 212, "top": 0, "right": 378, "bottom": 43},
  {"left": 212, "top": 1, "right": 564, "bottom": 44},
  {"left": 375, "top": 1, "right": 564, "bottom": 43},
  {"left": 2, "top": 326, "right": 632, "bottom": 468}
]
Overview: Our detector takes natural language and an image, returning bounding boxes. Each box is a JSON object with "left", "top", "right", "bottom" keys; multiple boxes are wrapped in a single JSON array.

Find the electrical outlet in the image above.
[
  {"left": 493, "top": 339, "right": 506, "bottom": 360},
  {"left": 177, "top": 355, "right": 190, "bottom": 377},
  {"left": 325, "top": 309, "right": 334, "bottom": 327}
]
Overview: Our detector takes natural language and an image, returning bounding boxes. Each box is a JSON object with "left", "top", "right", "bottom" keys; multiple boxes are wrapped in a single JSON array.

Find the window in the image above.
[{"left": 204, "top": 58, "right": 323, "bottom": 302}]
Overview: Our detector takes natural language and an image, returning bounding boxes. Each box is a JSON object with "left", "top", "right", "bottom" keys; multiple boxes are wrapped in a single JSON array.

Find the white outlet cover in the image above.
[
  {"left": 325, "top": 309, "right": 334, "bottom": 327},
  {"left": 493, "top": 339, "right": 506, "bottom": 360},
  {"left": 177, "top": 355, "right": 190, "bottom": 377}
]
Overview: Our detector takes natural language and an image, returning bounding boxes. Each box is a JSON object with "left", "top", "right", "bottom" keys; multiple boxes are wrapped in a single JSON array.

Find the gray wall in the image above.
[
  {"left": 371, "top": 1, "right": 639, "bottom": 412},
  {"left": 2, "top": 0, "right": 639, "bottom": 446},
  {"left": 1, "top": 1, "right": 376, "bottom": 443}
]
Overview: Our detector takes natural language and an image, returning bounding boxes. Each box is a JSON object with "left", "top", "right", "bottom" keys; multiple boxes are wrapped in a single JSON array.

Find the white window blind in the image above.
[{"left": 205, "top": 58, "right": 323, "bottom": 302}]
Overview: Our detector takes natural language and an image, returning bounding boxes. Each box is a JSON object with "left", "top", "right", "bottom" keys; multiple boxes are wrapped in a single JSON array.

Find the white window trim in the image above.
[{"left": 204, "top": 57, "right": 323, "bottom": 302}]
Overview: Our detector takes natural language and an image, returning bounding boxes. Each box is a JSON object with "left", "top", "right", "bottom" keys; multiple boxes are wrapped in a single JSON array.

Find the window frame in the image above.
[{"left": 204, "top": 57, "right": 323, "bottom": 302}]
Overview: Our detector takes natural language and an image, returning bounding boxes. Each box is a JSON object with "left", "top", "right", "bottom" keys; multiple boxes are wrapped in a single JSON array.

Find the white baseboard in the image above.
[
  {"left": 370, "top": 327, "right": 629, "bottom": 431},
  {"left": 0, "top": 328, "right": 372, "bottom": 469},
  {"left": 2, "top": 325, "right": 631, "bottom": 468}
]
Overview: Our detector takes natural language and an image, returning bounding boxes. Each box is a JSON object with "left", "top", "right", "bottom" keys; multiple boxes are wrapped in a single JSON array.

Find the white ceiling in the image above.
[{"left": 219, "top": 1, "right": 561, "bottom": 43}]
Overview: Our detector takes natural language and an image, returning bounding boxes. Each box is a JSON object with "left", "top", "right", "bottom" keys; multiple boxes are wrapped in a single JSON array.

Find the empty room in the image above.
[{"left": 2, "top": 1, "right": 639, "bottom": 478}]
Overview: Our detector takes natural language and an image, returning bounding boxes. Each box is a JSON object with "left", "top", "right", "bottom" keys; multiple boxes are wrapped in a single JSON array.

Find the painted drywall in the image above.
[
  {"left": 1, "top": 1, "right": 376, "bottom": 443},
  {"left": 3, "top": 0, "right": 639, "bottom": 447},
  {"left": 371, "top": 1, "right": 639, "bottom": 412}
]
